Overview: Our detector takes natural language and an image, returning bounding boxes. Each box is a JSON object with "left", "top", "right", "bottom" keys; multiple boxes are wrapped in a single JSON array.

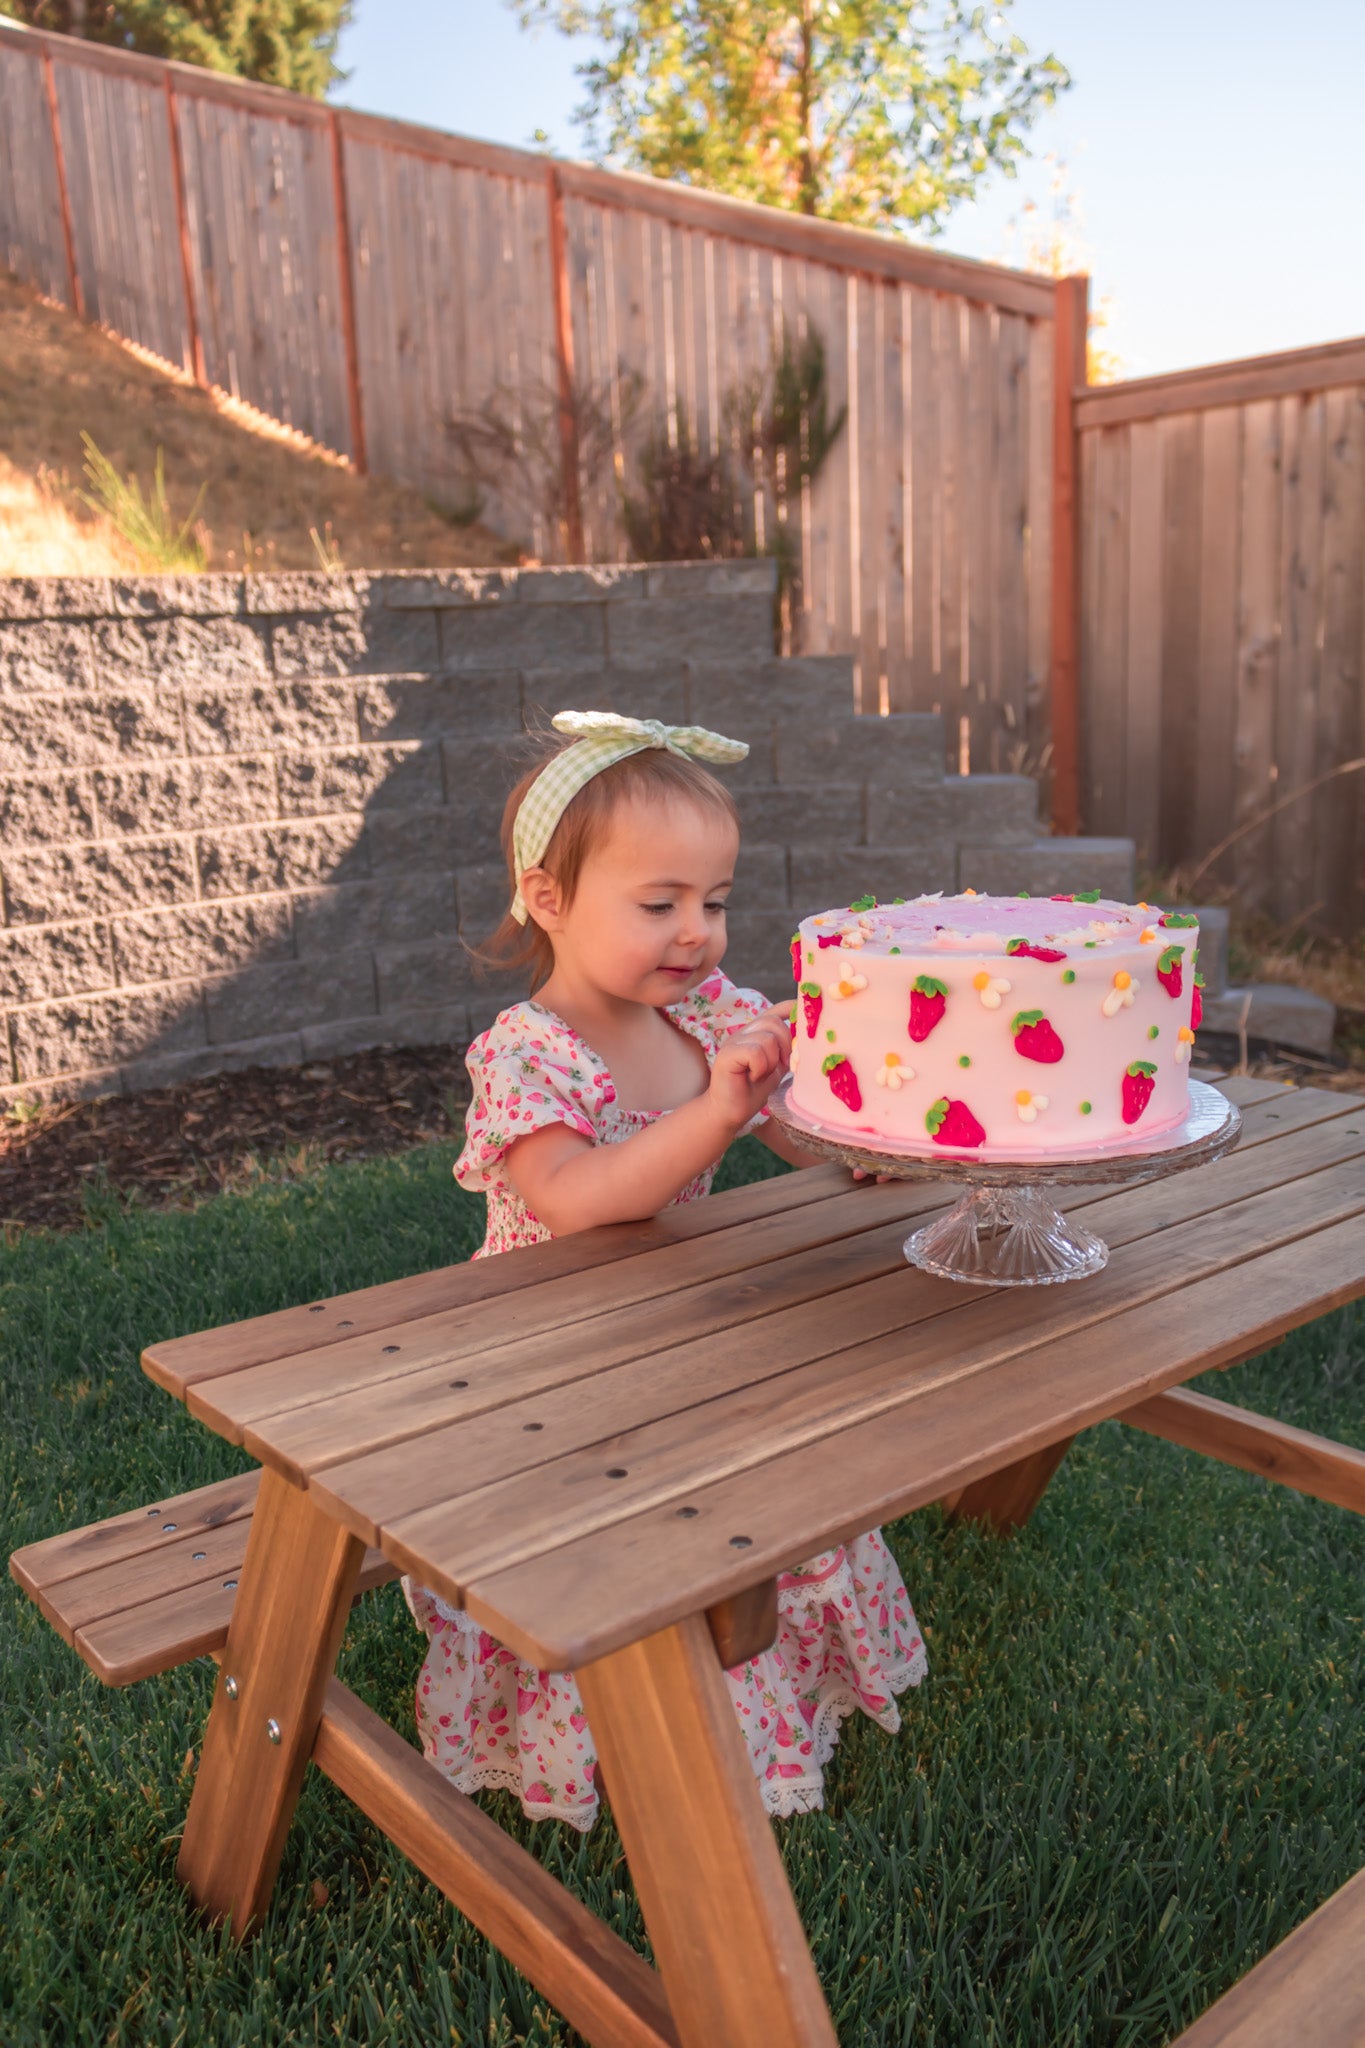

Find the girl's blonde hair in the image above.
[{"left": 473, "top": 737, "right": 741, "bottom": 991}]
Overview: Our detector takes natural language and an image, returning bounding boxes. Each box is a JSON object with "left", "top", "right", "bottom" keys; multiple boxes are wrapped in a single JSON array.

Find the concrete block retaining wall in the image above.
[{"left": 0, "top": 562, "right": 1133, "bottom": 1106}]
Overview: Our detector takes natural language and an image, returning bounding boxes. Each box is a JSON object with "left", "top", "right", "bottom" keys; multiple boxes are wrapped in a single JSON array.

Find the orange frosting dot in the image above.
[
  {"left": 973, "top": 970, "right": 991, "bottom": 990},
  {"left": 1016, "top": 1089, "right": 1032, "bottom": 1106},
  {"left": 1114, "top": 970, "right": 1132, "bottom": 989}
]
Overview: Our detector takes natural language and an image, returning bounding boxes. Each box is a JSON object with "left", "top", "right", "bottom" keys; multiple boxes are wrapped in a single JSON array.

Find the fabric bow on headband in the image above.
[{"left": 509, "top": 709, "right": 749, "bottom": 923}]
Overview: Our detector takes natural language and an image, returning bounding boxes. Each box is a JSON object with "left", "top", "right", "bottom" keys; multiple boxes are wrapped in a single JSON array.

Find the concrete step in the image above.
[
  {"left": 1199, "top": 983, "right": 1336, "bottom": 1057},
  {"left": 957, "top": 837, "right": 1135, "bottom": 899}
]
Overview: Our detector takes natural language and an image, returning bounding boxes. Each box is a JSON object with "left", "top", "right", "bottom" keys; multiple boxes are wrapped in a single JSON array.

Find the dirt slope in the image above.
[{"left": 0, "top": 269, "right": 516, "bottom": 576}]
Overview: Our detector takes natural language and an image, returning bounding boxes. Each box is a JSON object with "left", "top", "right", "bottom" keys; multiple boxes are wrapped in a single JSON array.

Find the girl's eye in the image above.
[
  {"left": 705, "top": 900, "right": 729, "bottom": 915},
  {"left": 642, "top": 902, "right": 673, "bottom": 916}
]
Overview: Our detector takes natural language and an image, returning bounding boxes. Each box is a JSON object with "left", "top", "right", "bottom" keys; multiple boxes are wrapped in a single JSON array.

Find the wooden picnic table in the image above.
[{"left": 135, "top": 1073, "right": 1365, "bottom": 2047}]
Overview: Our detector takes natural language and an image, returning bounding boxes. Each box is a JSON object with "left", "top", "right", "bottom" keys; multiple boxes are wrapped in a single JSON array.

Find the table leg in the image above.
[
  {"left": 578, "top": 1612, "right": 838, "bottom": 2048},
  {"left": 178, "top": 1468, "right": 364, "bottom": 1937},
  {"left": 949, "top": 1435, "right": 1077, "bottom": 1532}
]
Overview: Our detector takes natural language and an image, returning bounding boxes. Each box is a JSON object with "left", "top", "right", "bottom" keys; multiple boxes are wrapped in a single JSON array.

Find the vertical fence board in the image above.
[
  {"left": 1122, "top": 419, "right": 1164, "bottom": 870},
  {"left": 0, "top": 47, "right": 67, "bottom": 301},
  {"left": 1191, "top": 405, "right": 1243, "bottom": 884},
  {"left": 1269, "top": 394, "right": 1321, "bottom": 921},
  {"left": 1085, "top": 427, "right": 1131, "bottom": 833},
  {"left": 1231, "top": 399, "right": 1283, "bottom": 909},
  {"left": 1157, "top": 413, "right": 1204, "bottom": 868},
  {"left": 1314, "top": 385, "right": 1365, "bottom": 933}
]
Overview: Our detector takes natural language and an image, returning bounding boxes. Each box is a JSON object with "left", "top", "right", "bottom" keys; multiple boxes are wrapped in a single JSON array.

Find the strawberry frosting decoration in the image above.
[{"left": 786, "top": 891, "right": 1199, "bottom": 1156}]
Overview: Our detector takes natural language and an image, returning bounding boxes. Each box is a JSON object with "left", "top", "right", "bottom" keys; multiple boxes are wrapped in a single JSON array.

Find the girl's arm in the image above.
[{"left": 504, "top": 1011, "right": 792, "bottom": 1234}]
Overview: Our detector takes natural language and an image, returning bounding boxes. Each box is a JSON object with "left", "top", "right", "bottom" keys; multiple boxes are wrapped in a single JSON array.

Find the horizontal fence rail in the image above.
[
  {"left": 1079, "top": 345, "right": 1365, "bottom": 933},
  {"left": 0, "top": 18, "right": 1063, "bottom": 771}
]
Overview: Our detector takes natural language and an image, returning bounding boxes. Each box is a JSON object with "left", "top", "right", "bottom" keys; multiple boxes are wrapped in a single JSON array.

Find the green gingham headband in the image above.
[{"left": 510, "top": 710, "right": 749, "bottom": 923}]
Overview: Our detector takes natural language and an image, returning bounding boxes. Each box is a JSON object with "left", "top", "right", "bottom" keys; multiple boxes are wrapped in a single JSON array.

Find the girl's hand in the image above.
[{"left": 708, "top": 1006, "right": 793, "bottom": 1132}]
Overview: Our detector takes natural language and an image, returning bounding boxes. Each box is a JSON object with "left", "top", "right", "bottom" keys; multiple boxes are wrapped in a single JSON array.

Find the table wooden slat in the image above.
[
  {"left": 10, "top": 1469, "right": 260, "bottom": 1602},
  {"left": 1168, "top": 1866, "right": 1365, "bottom": 2047},
  {"left": 463, "top": 1211, "right": 1365, "bottom": 1665},
  {"left": 1121, "top": 1386, "right": 1365, "bottom": 1515},
  {"left": 183, "top": 1179, "right": 930, "bottom": 1446},
  {"left": 144, "top": 1161, "right": 856, "bottom": 1396},
  {"left": 211, "top": 1089, "right": 1363, "bottom": 1491},
  {"left": 311, "top": 1116, "right": 1365, "bottom": 1566}
]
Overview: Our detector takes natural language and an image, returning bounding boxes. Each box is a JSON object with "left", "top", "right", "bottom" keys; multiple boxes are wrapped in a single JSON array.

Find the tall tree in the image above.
[
  {"left": 510, "top": 1, "right": 1068, "bottom": 234},
  {"left": 0, "top": 0, "right": 350, "bottom": 97}
]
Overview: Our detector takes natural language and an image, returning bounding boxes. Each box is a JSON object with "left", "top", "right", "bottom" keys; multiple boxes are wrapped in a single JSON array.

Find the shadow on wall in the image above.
[{"left": 0, "top": 561, "right": 830, "bottom": 1109}]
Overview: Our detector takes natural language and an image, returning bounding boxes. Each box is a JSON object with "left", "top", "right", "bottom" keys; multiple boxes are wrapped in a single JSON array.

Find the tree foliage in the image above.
[
  {"left": 0, "top": 0, "right": 350, "bottom": 97},
  {"left": 510, "top": 1, "right": 1068, "bottom": 234}
]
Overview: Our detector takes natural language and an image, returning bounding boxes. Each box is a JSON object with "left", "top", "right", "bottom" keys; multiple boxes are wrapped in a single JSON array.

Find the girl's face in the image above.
[{"left": 531, "top": 793, "right": 740, "bottom": 1006}]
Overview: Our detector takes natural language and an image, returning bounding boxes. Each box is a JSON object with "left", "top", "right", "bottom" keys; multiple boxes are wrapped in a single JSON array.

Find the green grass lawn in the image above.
[{"left": 3, "top": 1138, "right": 1363, "bottom": 2047}]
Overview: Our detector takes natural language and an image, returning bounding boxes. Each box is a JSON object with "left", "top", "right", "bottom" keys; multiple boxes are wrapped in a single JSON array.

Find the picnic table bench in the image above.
[{"left": 12, "top": 1072, "right": 1365, "bottom": 2046}]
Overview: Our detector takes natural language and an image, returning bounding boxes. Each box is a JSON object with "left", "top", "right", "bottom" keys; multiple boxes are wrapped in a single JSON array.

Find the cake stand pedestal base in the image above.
[
  {"left": 768, "top": 1077, "right": 1242, "bottom": 1288},
  {"left": 903, "top": 1185, "right": 1107, "bottom": 1287}
]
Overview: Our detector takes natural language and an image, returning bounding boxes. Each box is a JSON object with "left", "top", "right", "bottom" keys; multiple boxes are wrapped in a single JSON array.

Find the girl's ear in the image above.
[{"left": 519, "top": 866, "right": 563, "bottom": 932}]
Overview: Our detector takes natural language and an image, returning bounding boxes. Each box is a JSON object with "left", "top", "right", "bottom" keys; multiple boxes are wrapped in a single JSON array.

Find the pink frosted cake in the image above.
[{"left": 787, "top": 891, "right": 1203, "bottom": 1157}]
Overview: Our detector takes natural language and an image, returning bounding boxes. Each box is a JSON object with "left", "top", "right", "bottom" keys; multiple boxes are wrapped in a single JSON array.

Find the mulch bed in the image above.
[
  {"left": 0, "top": 1045, "right": 470, "bottom": 1234},
  {"left": 2, "top": 1033, "right": 1360, "bottom": 1237}
]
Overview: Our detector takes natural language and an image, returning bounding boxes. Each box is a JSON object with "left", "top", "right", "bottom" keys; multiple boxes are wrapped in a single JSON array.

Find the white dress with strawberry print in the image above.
[{"left": 406, "top": 970, "right": 927, "bottom": 1829}]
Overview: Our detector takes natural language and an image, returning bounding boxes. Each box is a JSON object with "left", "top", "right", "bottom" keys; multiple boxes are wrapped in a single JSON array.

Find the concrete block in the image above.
[
  {"left": 0, "top": 576, "right": 114, "bottom": 620},
  {"left": 0, "top": 922, "right": 115, "bottom": 1005},
  {"left": 92, "top": 615, "right": 271, "bottom": 685},
  {"left": 197, "top": 816, "right": 368, "bottom": 899},
  {"left": 607, "top": 595, "right": 773, "bottom": 665},
  {"left": 0, "top": 1064, "right": 124, "bottom": 1111},
  {"left": 0, "top": 621, "right": 94, "bottom": 692},
  {"left": 366, "top": 803, "right": 505, "bottom": 874},
  {"left": 456, "top": 863, "right": 511, "bottom": 937},
  {"left": 775, "top": 713, "right": 945, "bottom": 786},
  {"left": 0, "top": 772, "right": 96, "bottom": 846},
  {"left": 869, "top": 773, "right": 1038, "bottom": 847},
  {"left": 1200, "top": 983, "right": 1336, "bottom": 1056},
  {"left": 110, "top": 898, "right": 294, "bottom": 986},
  {"left": 438, "top": 603, "right": 605, "bottom": 672},
  {"left": 1186, "top": 903, "right": 1229, "bottom": 996},
  {"left": 643, "top": 561, "right": 778, "bottom": 600},
  {"left": 242, "top": 572, "right": 366, "bottom": 615},
  {"left": 721, "top": 909, "right": 808, "bottom": 998},
  {"left": 277, "top": 742, "right": 442, "bottom": 819},
  {"left": 121, "top": 1029, "right": 306, "bottom": 1093},
  {"left": 733, "top": 843, "right": 789, "bottom": 905},
  {"left": 789, "top": 845, "right": 958, "bottom": 909},
  {"left": 378, "top": 569, "right": 518, "bottom": 609},
  {"left": 0, "top": 689, "right": 184, "bottom": 773},
  {"left": 955, "top": 836, "right": 1136, "bottom": 899},
  {"left": 467, "top": 976, "right": 536, "bottom": 1036},
  {"left": 184, "top": 679, "right": 356, "bottom": 755},
  {"left": 204, "top": 949, "right": 378, "bottom": 1043},
  {"left": 112, "top": 574, "right": 245, "bottom": 618},
  {"left": 271, "top": 607, "right": 438, "bottom": 677},
  {"left": 375, "top": 938, "right": 478, "bottom": 1011},
  {"left": 300, "top": 1003, "right": 471, "bottom": 1061},
  {"left": 442, "top": 735, "right": 539, "bottom": 812},
  {"left": 92, "top": 756, "right": 278, "bottom": 836},
  {"left": 734, "top": 784, "right": 864, "bottom": 844},
  {"left": 293, "top": 874, "right": 457, "bottom": 955},
  {"left": 10, "top": 981, "right": 207, "bottom": 1080},
  {"left": 687, "top": 655, "right": 855, "bottom": 732},
  {"left": 519, "top": 565, "right": 649, "bottom": 604},
  {"left": 2, "top": 837, "right": 197, "bottom": 926},
  {"left": 356, "top": 672, "right": 523, "bottom": 742},
  {"left": 523, "top": 662, "right": 689, "bottom": 732}
]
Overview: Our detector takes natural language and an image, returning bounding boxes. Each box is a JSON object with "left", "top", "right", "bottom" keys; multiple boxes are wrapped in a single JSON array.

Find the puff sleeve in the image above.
[{"left": 453, "top": 1004, "right": 608, "bottom": 1194}]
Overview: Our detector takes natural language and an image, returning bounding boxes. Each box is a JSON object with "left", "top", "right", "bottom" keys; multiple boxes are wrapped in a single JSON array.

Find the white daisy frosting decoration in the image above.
[
  {"left": 1174, "top": 1025, "right": 1195, "bottom": 1063},
  {"left": 972, "top": 969, "right": 1012, "bottom": 1009},
  {"left": 831, "top": 965, "right": 868, "bottom": 1000},
  {"left": 1015, "top": 1088, "right": 1049, "bottom": 1123},
  {"left": 1102, "top": 970, "right": 1137, "bottom": 1018},
  {"left": 876, "top": 1052, "right": 913, "bottom": 1089}
]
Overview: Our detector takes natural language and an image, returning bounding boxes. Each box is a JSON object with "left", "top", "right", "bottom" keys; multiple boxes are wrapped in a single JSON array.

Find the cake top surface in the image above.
[{"left": 800, "top": 891, "right": 1195, "bottom": 958}]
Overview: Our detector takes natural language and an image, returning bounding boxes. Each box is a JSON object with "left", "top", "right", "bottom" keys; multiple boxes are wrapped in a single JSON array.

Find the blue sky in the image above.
[{"left": 332, "top": 2, "right": 1365, "bottom": 380}]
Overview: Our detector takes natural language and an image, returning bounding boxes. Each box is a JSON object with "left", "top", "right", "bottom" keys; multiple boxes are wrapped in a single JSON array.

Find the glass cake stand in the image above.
[{"left": 768, "top": 1076, "right": 1242, "bottom": 1287}]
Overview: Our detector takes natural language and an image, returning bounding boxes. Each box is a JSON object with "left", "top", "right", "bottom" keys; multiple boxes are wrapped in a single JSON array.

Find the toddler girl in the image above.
[{"left": 406, "top": 710, "right": 926, "bottom": 1827}]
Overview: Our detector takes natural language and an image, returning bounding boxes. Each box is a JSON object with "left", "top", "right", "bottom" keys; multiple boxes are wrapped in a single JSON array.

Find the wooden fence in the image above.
[
  {"left": 0, "top": 17, "right": 1071, "bottom": 785},
  {"left": 1077, "top": 339, "right": 1365, "bottom": 934}
]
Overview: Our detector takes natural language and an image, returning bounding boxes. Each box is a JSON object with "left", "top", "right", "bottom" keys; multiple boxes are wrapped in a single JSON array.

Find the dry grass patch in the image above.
[{"left": 0, "top": 269, "right": 516, "bottom": 576}]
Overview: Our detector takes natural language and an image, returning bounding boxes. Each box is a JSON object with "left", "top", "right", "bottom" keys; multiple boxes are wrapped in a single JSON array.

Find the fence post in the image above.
[
  {"left": 546, "top": 164, "right": 585, "bottom": 563},
  {"left": 164, "top": 75, "right": 207, "bottom": 387},
  {"left": 328, "top": 107, "right": 368, "bottom": 474},
  {"left": 40, "top": 43, "right": 83, "bottom": 320},
  {"left": 1049, "top": 271, "right": 1089, "bottom": 838}
]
